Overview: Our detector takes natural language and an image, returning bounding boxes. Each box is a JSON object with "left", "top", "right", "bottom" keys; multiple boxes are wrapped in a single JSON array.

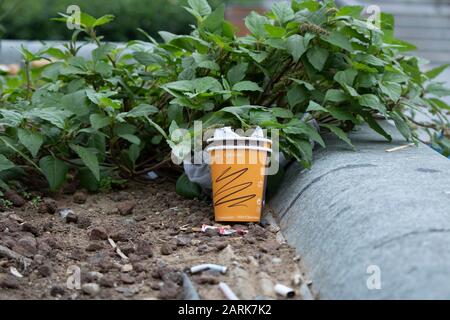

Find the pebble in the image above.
[
  {"left": 21, "top": 222, "right": 40, "bottom": 237},
  {"left": 117, "top": 201, "right": 136, "bottom": 216},
  {"left": 176, "top": 237, "right": 191, "bottom": 247},
  {"left": 259, "top": 240, "right": 281, "bottom": 253},
  {"left": 115, "top": 285, "right": 140, "bottom": 297},
  {"left": 89, "top": 227, "right": 108, "bottom": 241},
  {"left": 190, "top": 239, "right": 201, "bottom": 246},
  {"left": 194, "top": 275, "right": 219, "bottom": 285},
  {"left": 160, "top": 243, "right": 173, "bottom": 255},
  {"left": 121, "top": 264, "right": 133, "bottom": 273},
  {"left": 4, "top": 191, "right": 26, "bottom": 207},
  {"left": 50, "top": 285, "right": 66, "bottom": 297},
  {"left": 136, "top": 240, "right": 153, "bottom": 257},
  {"left": 38, "top": 264, "right": 53, "bottom": 277},
  {"left": 0, "top": 274, "right": 20, "bottom": 289},
  {"left": 65, "top": 212, "right": 78, "bottom": 224},
  {"left": 120, "top": 274, "right": 135, "bottom": 284},
  {"left": 43, "top": 198, "right": 58, "bottom": 214},
  {"left": 73, "top": 191, "right": 88, "bottom": 204},
  {"left": 86, "top": 271, "right": 104, "bottom": 282},
  {"left": 33, "top": 254, "right": 45, "bottom": 265},
  {"left": 14, "top": 236, "right": 37, "bottom": 256},
  {"left": 158, "top": 281, "right": 179, "bottom": 299},
  {"left": 99, "top": 275, "right": 115, "bottom": 288},
  {"left": 82, "top": 283, "right": 101, "bottom": 296},
  {"left": 86, "top": 242, "right": 104, "bottom": 252},
  {"left": 76, "top": 215, "right": 92, "bottom": 229},
  {"left": 133, "top": 262, "right": 147, "bottom": 273},
  {"left": 271, "top": 257, "right": 282, "bottom": 264}
]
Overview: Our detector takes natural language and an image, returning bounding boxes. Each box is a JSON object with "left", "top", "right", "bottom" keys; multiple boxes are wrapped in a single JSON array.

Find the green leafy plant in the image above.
[{"left": 0, "top": 0, "right": 449, "bottom": 195}]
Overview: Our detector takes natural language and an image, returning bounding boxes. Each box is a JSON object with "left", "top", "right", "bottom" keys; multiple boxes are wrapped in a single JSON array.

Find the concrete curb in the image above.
[{"left": 270, "top": 122, "right": 450, "bottom": 299}]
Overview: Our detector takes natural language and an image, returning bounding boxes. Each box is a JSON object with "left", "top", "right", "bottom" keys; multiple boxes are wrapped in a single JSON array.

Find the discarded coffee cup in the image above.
[{"left": 206, "top": 127, "right": 272, "bottom": 222}]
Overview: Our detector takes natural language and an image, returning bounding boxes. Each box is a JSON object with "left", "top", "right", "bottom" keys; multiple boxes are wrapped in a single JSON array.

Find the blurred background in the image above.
[{"left": 0, "top": 0, "right": 449, "bottom": 79}]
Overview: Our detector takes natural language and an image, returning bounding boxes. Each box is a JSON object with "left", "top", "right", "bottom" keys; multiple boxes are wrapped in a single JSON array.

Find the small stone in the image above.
[
  {"left": 117, "top": 201, "right": 136, "bottom": 216},
  {"left": 89, "top": 227, "right": 108, "bottom": 241},
  {"left": 115, "top": 285, "right": 140, "bottom": 297},
  {"left": 38, "top": 264, "right": 52, "bottom": 277},
  {"left": 244, "top": 236, "right": 256, "bottom": 244},
  {"left": 197, "top": 244, "right": 209, "bottom": 254},
  {"left": 4, "top": 191, "right": 26, "bottom": 207},
  {"left": 271, "top": 257, "right": 282, "bottom": 264},
  {"left": 65, "top": 212, "right": 78, "bottom": 224},
  {"left": 38, "top": 203, "right": 48, "bottom": 214},
  {"left": 120, "top": 274, "right": 135, "bottom": 284},
  {"left": 73, "top": 191, "right": 88, "bottom": 204},
  {"left": 86, "top": 242, "right": 104, "bottom": 252},
  {"left": 43, "top": 198, "right": 58, "bottom": 214},
  {"left": 205, "top": 228, "right": 219, "bottom": 237},
  {"left": 77, "top": 215, "right": 91, "bottom": 229},
  {"left": 0, "top": 274, "right": 20, "bottom": 289},
  {"left": 33, "top": 254, "right": 45, "bottom": 265},
  {"left": 134, "top": 215, "right": 146, "bottom": 222},
  {"left": 99, "top": 275, "right": 115, "bottom": 288},
  {"left": 109, "top": 191, "right": 131, "bottom": 202},
  {"left": 82, "top": 283, "right": 100, "bottom": 296},
  {"left": 158, "top": 281, "right": 179, "bottom": 299},
  {"left": 110, "top": 231, "right": 129, "bottom": 242},
  {"left": 136, "top": 240, "right": 153, "bottom": 257},
  {"left": 21, "top": 222, "right": 40, "bottom": 237},
  {"left": 150, "top": 281, "right": 162, "bottom": 290},
  {"left": 14, "top": 236, "right": 37, "bottom": 257},
  {"left": 176, "top": 237, "right": 190, "bottom": 247},
  {"left": 293, "top": 255, "right": 301, "bottom": 262},
  {"left": 194, "top": 275, "right": 219, "bottom": 285},
  {"left": 86, "top": 271, "right": 104, "bottom": 282},
  {"left": 160, "top": 243, "right": 172, "bottom": 256},
  {"left": 133, "top": 262, "right": 147, "bottom": 273},
  {"left": 50, "top": 285, "right": 65, "bottom": 297},
  {"left": 121, "top": 264, "right": 133, "bottom": 273},
  {"left": 259, "top": 240, "right": 280, "bottom": 253},
  {"left": 213, "top": 242, "right": 228, "bottom": 251},
  {"left": 190, "top": 239, "right": 201, "bottom": 246}
]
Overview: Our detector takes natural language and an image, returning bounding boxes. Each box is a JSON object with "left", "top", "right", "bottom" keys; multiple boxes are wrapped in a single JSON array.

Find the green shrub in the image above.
[{"left": 0, "top": 0, "right": 449, "bottom": 194}]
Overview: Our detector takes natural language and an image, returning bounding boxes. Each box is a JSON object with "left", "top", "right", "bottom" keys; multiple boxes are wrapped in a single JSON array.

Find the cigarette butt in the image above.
[
  {"left": 190, "top": 264, "right": 227, "bottom": 274},
  {"left": 274, "top": 284, "right": 296, "bottom": 298},
  {"left": 385, "top": 143, "right": 414, "bottom": 153},
  {"left": 219, "top": 282, "right": 239, "bottom": 300},
  {"left": 182, "top": 273, "right": 200, "bottom": 300}
]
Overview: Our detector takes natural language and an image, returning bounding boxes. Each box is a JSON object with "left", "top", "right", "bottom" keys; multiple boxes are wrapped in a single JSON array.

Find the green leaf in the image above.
[
  {"left": 92, "top": 43, "right": 115, "bottom": 61},
  {"left": 284, "top": 120, "right": 325, "bottom": 148},
  {"left": 306, "top": 101, "right": 327, "bottom": 112},
  {"left": 227, "top": 63, "right": 248, "bottom": 85},
  {"left": 78, "top": 168, "right": 99, "bottom": 192},
  {"left": 357, "top": 54, "right": 385, "bottom": 67},
  {"left": 324, "top": 89, "right": 348, "bottom": 103},
  {"left": 334, "top": 68, "right": 358, "bottom": 87},
  {"left": 17, "top": 128, "right": 43, "bottom": 158},
  {"left": 290, "top": 79, "right": 314, "bottom": 91},
  {"left": 70, "top": 145, "right": 100, "bottom": 181},
  {"left": 176, "top": 173, "right": 202, "bottom": 199},
  {"left": 94, "top": 14, "right": 115, "bottom": 27},
  {"left": 90, "top": 114, "right": 110, "bottom": 130},
  {"left": 380, "top": 81, "right": 402, "bottom": 102},
  {"left": 203, "top": 4, "right": 225, "bottom": 34},
  {"left": 264, "top": 24, "right": 286, "bottom": 38},
  {"left": 133, "top": 51, "right": 165, "bottom": 66},
  {"left": 119, "top": 134, "right": 141, "bottom": 145},
  {"left": 245, "top": 11, "right": 270, "bottom": 38},
  {"left": 426, "top": 83, "right": 450, "bottom": 97},
  {"left": 26, "top": 108, "right": 72, "bottom": 129},
  {"left": 426, "top": 64, "right": 449, "bottom": 80},
  {"left": 358, "top": 94, "right": 387, "bottom": 114},
  {"left": 187, "top": 0, "right": 211, "bottom": 17},
  {"left": 232, "top": 81, "right": 262, "bottom": 92},
  {"left": 364, "top": 114, "right": 392, "bottom": 141},
  {"left": 39, "top": 156, "right": 69, "bottom": 191},
  {"left": 0, "top": 155, "right": 15, "bottom": 172},
  {"left": 320, "top": 124, "right": 355, "bottom": 149},
  {"left": 336, "top": 5, "right": 364, "bottom": 18},
  {"left": 119, "top": 104, "right": 159, "bottom": 119},
  {"left": 272, "top": 2, "right": 294, "bottom": 24},
  {"left": 327, "top": 106, "right": 358, "bottom": 122},
  {"left": 287, "top": 35, "right": 308, "bottom": 62},
  {"left": 322, "top": 31, "right": 352, "bottom": 51},
  {"left": 306, "top": 47, "right": 329, "bottom": 71}
]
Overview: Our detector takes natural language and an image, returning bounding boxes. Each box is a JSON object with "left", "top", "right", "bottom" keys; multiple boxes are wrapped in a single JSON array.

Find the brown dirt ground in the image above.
[{"left": 0, "top": 181, "right": 312, "bottom": 300}]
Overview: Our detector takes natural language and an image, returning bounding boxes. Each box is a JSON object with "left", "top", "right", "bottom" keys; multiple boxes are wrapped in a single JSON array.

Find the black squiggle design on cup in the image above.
[{"left": 214, "top": 167, "right": 256, "bottom": 207}]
